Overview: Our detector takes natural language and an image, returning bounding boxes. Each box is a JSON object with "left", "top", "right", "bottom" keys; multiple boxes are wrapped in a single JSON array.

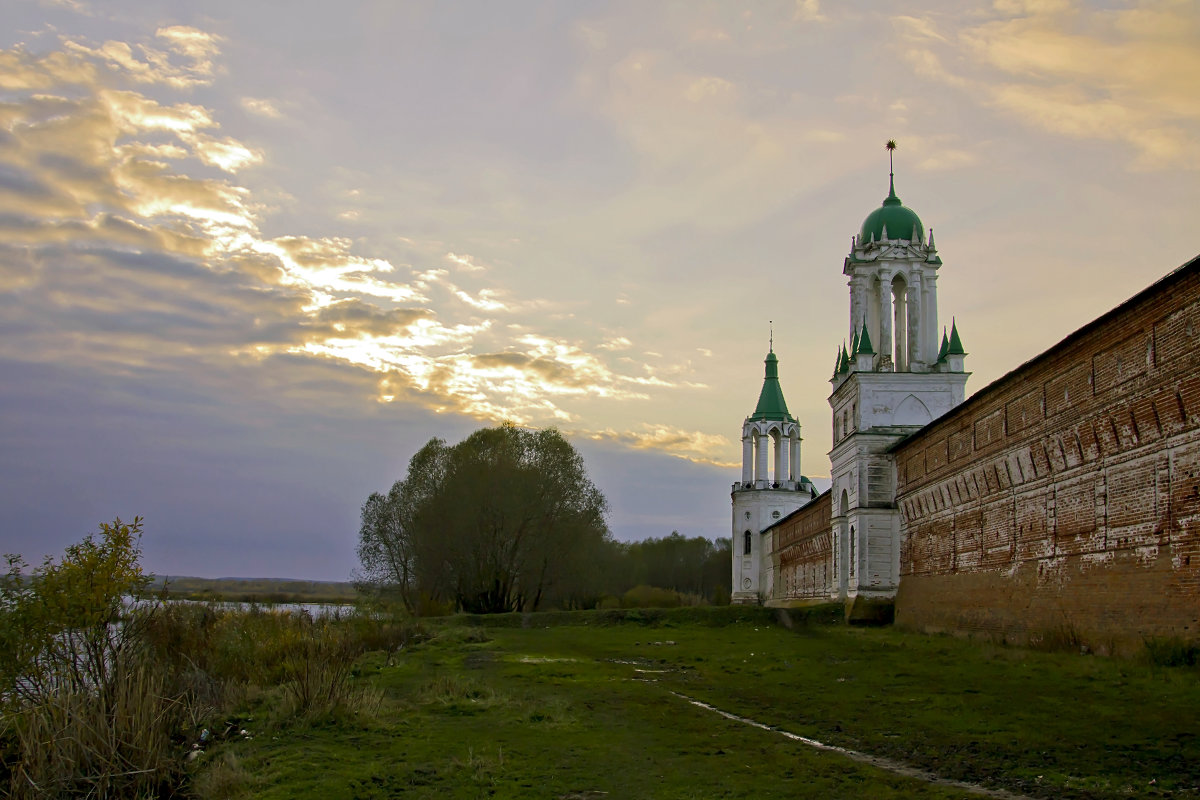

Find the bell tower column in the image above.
[
  {"left": 877, "top": 271, "right": 893, "bottom": 369},
  {"left": 741, "top": 432, "right": 753, "bottom": 484},
  {"left": 908, "top": 271, "right": 923, "bottom": 369},
  {"left": 756, "top": 431, "right": 769, "bottom": 486},
  {"left": 789, "top": 430, "right": 801, "bottom": 483},
  {"left": 926, "top": 272, "right": 939, "bottom": 365},
  {"left": 849, "top": 275, "right": 867, "bottom": 339}
]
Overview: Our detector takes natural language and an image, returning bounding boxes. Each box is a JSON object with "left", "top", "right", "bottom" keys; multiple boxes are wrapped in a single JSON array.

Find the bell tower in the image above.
[
  {"left": 731, "top": 339, "right": 817, "bottom": 604},
  {"left": 828, "top": 144, "right": 969, "bottom": 614}
]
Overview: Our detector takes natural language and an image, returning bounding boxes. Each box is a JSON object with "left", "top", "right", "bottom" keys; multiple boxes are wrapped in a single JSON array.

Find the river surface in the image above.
[{"left": 127, "top": 597, "right": 357, "bottom": 618}]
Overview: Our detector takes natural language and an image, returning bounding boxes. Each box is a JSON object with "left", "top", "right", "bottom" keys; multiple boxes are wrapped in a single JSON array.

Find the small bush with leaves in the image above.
[{"left": 0, "top": 518, "right": 187, "bottom": 799}]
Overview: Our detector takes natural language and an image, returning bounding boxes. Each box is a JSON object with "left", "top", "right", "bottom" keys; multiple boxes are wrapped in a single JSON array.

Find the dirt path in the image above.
[{"left": 671, "top": 691, "right": 1037, "bottom": 800}]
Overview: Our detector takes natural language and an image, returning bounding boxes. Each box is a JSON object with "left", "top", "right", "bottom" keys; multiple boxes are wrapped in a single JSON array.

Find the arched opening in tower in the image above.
[{"left": 891, "top": 273, "right": 908, "bottom": 371}]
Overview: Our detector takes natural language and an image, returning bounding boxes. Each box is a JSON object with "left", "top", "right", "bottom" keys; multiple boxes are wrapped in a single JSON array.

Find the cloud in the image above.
[
  {"left": 454, "top": 287, "right": 507, "bottom": 311},
  {"left": 586, "top": 424, "right": 737, "bottom": 467},
  {"left": 684, "top": 76, "right": 734, "bottom": 103},
  {"left": 574, "top": 41, "right": 854, "bottom": 234},
  {"left": 62, "top": 26, "right": 223, "bottom": 89},
  {"left": 239, "top": 97, "right": 282, "bottom": 118},
  {"left": 444, "top": 251, "right": 487, "bottom": 272},
  {"left": 894, "top": 2, "right": 1200, "bottom": 170},
  {"left": 155, "top": 26, "right": 223, "bottom": 73},
  {"left": 0, "top": 26, "right": 725, "bottom": 471},
  {"left": 0, "top": 46, "right": 96, "bottom": 89},
  {"left": 794, "top": 0, "right": 827, "bottom": 23},
  {"left": 598, "top": 336, "right": 632, "bottom": 351},
  {"left": 990, "top": 84, "right": 1193, "bottom": 168}
]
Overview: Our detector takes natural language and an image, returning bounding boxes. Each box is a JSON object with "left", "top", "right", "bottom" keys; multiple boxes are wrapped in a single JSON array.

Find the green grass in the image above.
[{"left": 191, "top": 612, "right": 1200, "bottom": 799}]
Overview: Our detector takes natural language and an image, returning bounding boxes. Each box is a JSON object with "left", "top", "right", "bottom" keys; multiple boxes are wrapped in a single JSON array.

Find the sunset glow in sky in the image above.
[{"left": 2, "top": 0, "right": 1198, "bottom": 579}]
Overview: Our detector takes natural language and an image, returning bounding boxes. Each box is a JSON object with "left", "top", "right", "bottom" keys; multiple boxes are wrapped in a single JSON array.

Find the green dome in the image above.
[{"left": 859, "top": 176, "right": 924, "bottom": 243}]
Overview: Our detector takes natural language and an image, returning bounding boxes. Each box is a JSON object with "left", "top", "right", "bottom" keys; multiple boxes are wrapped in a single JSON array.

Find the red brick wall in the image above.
[
  {"left": 894, "top": 257, "right": 1200, "bottom": 649},
  {"left": 771, "top": 491, "right": 833, "bottom": 600}
]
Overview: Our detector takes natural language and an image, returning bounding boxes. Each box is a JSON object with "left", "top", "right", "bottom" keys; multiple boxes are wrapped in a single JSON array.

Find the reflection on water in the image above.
[{"left": 127, "top": 597, "right": 356, "bottom": 618}]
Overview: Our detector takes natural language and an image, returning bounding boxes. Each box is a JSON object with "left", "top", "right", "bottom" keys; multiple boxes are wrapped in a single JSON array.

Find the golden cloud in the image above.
[
  {"left": 585, "top": 424, "right": 738, "bottom": 467},
  {"left": 239, "top": 97, "right": 283, "bottom": 119},
  {"left": 0, "top": 28, "right": 722, "bottom": 466},
  {"left": 896, "top": 2, "right": 1200, "bottom": 170}
]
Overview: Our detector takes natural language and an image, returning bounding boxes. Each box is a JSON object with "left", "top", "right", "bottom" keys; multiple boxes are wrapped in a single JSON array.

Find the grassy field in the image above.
[{"left": 192, "top": 609, "right": 1200, "bottom": 800}]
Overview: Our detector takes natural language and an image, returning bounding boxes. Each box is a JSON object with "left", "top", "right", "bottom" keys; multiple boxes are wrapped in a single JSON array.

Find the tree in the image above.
[
  {"left": 619, "top": 531, "right": 733, "bottom": 602},
  {"left": 357, "top": 425, "right": 610, "bottom": 614},
  {"left": 356, "top": 437, "right": 446, "bottom": 610}
]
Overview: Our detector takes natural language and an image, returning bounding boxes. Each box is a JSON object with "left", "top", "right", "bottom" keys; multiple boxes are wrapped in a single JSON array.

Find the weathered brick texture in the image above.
[
  {"left": 770, "top": 491, "right": 833, "bottom": 600},
  {"left": 894, "top": 256, "right": 1200, "bottom": 649}
]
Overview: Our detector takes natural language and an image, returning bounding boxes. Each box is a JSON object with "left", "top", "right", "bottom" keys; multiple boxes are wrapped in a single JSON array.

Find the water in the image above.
[{"left": 125, "top": 596, "right": 356, "bottom": 618}]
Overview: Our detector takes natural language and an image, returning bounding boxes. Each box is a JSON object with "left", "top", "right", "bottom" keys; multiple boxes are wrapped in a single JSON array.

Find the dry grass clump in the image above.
[
  {"left": 2, "top": 651, "right": 185, "bottom": 799},
  {"left": 419, "top": 673, "right": 509, "bottom": 712},
  {"left": 188, "top": 751, "right": 258, "bottom": 800}
]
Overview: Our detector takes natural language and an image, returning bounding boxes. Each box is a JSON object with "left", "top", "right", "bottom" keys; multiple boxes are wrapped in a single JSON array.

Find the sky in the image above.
[{"left": 1, "top": 0, "right": 1197, "bottom": 581}]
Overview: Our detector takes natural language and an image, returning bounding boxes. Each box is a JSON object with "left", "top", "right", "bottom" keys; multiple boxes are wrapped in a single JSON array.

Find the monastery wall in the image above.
[
  {"left": 767, "top": 490, "right": 833, "bottom": 604},
  {"left": 893, "top": 256, "right": 1200, "bottom": 650}
]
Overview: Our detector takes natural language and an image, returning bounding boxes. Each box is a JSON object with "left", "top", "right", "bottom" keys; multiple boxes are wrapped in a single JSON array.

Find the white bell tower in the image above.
[
  {"left": 828, "top": 145, "right": 969, "bottom": 616},
  {"left": 731, "top": 339, "right": 817, "bottom": 604}
]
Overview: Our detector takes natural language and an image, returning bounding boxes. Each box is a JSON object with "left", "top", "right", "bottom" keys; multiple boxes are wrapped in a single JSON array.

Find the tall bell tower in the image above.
[
  {"left": 731, "top": 341, "right": 817, "bottom": 604},
  {"left": 828, "top": 144, "right": 969, "bottom": 615}
]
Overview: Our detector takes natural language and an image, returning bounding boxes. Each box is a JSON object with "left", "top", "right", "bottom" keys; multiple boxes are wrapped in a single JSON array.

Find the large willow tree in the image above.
[{"left": 357, "top": 425, "right": 610, "bottom": 613}]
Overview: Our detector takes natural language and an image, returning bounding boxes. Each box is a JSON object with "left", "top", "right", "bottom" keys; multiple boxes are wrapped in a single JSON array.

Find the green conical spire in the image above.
[
  {"left": 883, "top": 172, "right": 901, "bottom": 206},
  {"left": 937, "top": 328, "right": 949, "bottom": 363},
  {"left": 857, "top": 320, "right": 875, "bottom": 356},
  {"left": 838, "top": 342, "right": 851, "bottom": 374},
  {"left": 749, "top": 348, "right": 795, "bottom": 422},
  {"left": 850, "top": 327, "right": 860, "bottom": 357},
  {"left": 947, "top": 319, "right": 966, "bottom": 355},
  {"left": 832, "top": 346, "right": 842, "bottom": 379}
]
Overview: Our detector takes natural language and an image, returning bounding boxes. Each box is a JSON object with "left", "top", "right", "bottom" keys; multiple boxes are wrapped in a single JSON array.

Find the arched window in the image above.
[
  {"left": 849, "top": 525, "right": 856, "bottom": 577},
  {"left": 743, "top": 530, "right": 752, "bottom": 555}
]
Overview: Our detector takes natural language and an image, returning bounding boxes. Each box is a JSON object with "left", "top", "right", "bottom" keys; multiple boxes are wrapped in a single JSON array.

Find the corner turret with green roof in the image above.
[
  {"left": 947, "top": 320, "right": 966, "bottom": 355},
  {"left": 857, "top": 320, "right": 874, "bottom": 356},
  {"left": 749, "top": 349, "right": 796, "bottom": 423}
]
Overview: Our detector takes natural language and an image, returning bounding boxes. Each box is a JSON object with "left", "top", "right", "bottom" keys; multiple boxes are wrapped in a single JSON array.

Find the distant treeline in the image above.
[
  {"left": 362, "top": 531, "right": 734, "bottom": 615},
  {"left": 147, "top": 575, "right": 358, "bottom": 605},
  {"left": 148, "top": 532, "right": 732, "bottom": 611},
  {"left": 597, "top": 532, "right": 732, "bottom": 608}
]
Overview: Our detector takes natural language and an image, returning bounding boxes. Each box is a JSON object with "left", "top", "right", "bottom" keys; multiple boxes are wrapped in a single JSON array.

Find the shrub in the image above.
[
  {"left": 280, "top": 617, "right": 367, "bottom": 718},
  {"left": 0, "top": 518, "right": 187, "bottom": 799},
  {"left": 1144, "top": 636, "right": 1200, "bottom": 667},
  {"left": 1026, "top": 624, "right": 1084, "bottom": 653},
  {"left": 621, "top": 585, "right": 682, "bottom": 609}
]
